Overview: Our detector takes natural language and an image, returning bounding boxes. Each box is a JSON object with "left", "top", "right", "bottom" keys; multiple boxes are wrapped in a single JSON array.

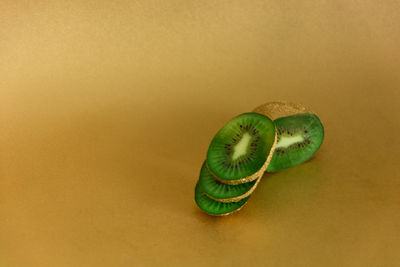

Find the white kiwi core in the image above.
[
  {"left": 231, "top": 132, "right": 252, "bottom": 160},
  {"left": 275, "top": 134, "right": 304, "bottom": 149}
]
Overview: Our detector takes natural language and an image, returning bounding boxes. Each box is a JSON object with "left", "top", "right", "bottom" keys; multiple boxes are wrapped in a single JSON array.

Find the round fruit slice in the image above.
[
  {"left": 198, "top": 161, "right": 260, "bottom": 202},
  {"left": 207, "top": 113, "right": 276, "bottom": 184},
  {"left": 194, "top": 182, "right": 249, "bottom": 216}
]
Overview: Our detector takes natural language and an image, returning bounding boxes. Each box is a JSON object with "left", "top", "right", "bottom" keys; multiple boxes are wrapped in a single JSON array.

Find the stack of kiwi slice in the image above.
[{"left": 195, "top": 102, "right": 324, "bottom": 216}]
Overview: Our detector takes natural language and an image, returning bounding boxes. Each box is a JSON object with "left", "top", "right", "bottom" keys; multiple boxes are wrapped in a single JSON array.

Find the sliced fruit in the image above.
[
  {"left": 199, "top": 161, "right": 260, "bottom": 202},
  {"left": 194, "top": 182, "right": 249, "bottom": 216},
  {"left": 207, "top": 113, "right": 276, "bottom": 184}
]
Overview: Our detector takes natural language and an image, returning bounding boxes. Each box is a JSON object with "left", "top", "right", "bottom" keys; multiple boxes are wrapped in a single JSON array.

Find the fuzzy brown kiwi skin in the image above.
[
  {"left": 204, "top": 177, "right": 261, "bottom": 203},
  {"left": 206, "top": 127, "right": 277, "bottom": 185},
  {"left": 252, "top": 101, "right": 315, "bottom": 120},
  {"left": 253, "top": 101, "right": 324, "bottom": 136}
]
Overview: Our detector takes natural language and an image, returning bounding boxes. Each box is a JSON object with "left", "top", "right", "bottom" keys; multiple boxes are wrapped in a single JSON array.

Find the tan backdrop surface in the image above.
[{"left": 1, "top": 1, "right": 399, "bottom": 266}]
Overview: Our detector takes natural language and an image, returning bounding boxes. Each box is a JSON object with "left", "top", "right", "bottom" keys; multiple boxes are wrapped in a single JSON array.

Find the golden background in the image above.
[{"left": 1, "top": 1, "right": 399, "bottom": 266}]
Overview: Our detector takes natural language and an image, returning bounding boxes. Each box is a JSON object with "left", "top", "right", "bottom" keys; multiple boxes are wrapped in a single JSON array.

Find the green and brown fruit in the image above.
[
  {"left": 253, "top": 102, "right": 324, "bottom": 172},
  {"left": 195, "top": 102, "right": 324, "bottom": 216}
]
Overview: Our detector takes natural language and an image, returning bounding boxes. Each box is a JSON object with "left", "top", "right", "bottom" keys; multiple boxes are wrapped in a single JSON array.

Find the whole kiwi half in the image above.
[
  {"left": 206, "top": 113, "right": 277, "bottom": 185},
  {"left": 198, "top": 161, "right": 261, "bottom": 203},
  {"left": 253, "top": 102, "right": 324, "bottom": 172}
]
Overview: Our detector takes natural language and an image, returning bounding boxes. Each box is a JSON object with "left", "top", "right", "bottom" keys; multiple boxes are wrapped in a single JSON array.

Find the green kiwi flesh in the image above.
[
  {"left": 198, "top": 161, "right": 258, "bottom": 202},
  {"left": 194, "top": 182, "right": 249, "bottom": 216},
  {"left": 266, "top": 113, "right": 324, "bottom": 172},
  {"left": 207, "top": 113, "right": 275, "bottom": 183}
]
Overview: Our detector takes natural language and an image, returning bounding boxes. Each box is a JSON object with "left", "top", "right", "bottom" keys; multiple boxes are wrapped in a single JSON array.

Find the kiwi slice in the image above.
[
  {"left": 253, "top": 102, "right": 324, "bottom": 172},
  {"left": 207, "top": 113, "right": 276, "bottom": 184},
  {"left": 194, "top": 182, "right": 249, "bottom": 216},
  {"left": 199, "top": 161, "right": 260, "bottom": 202}
]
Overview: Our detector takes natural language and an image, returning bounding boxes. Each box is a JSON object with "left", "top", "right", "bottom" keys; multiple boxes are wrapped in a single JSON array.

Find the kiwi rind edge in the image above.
[
  {"left": 206, "top": 126, "right": 277, "bottom": 185},
  {"left": 198, "top": 200, "right": 249, "bottom": 217},
  {"left": 204, "top": 176, "right": 261, "bottom": 203},
  {"left": 195, "top": 183, "right": 250, "bottom": 217},
  {"left": 199, "top": 202, "right": 248, "bottom": 217}
]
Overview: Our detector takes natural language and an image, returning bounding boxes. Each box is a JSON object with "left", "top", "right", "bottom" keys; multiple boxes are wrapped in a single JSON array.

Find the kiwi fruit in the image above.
[
  {"left": 206, "top": 113, "right": 276, "bottom": 184},
  {"left": 194, "top": 102, "right": 324, "bottom": 216},
  {"left": 253, "top": 102, "right": 324, "bottom": 172},
  {"left": 198, "top": 161, "right": 260, "bottom": 202},
  {"left": 194, "top": 182, "right": 249, "bottom": 216}
]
